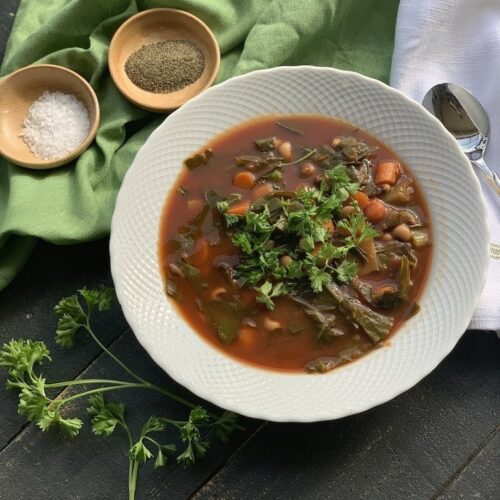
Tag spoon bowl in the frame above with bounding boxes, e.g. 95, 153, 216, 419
423, 83, 500, 195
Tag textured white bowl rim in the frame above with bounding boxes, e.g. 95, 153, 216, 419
110, 66, 489, 422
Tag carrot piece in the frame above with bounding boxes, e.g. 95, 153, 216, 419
191, 237, 210, 266
233, 171, 256, 190
227, 201, 250, 216
237, 326, 259, 349
375, 161, 400, 186
322, 219, 335, 235
350, 191, 369, 209
311, 242, 323, 256
187, 198, 204, 216
364, 199, 386, 223
252, 182, 273, 200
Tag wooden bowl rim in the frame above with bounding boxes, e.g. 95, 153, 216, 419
108, 8, 221, 112
0, 63, 100, 169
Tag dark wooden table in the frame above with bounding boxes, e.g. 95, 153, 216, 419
1, 3, 498, 499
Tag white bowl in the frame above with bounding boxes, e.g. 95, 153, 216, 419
110, 66, 488, 422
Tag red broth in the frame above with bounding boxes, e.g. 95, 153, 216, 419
159, 115, 432, 372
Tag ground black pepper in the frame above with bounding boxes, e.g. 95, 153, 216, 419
125, 40, 205, 93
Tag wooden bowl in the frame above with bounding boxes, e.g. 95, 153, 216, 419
108, 8, 220, 112
0, 64, 100, 169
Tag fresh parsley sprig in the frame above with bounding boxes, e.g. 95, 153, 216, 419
0, 288, 241, 500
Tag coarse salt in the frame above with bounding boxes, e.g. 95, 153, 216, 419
21, 91, 90, 161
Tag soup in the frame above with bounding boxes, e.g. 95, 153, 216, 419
159, 115, 432, 373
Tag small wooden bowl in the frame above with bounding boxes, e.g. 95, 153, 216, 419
108, 8, 220, 112
0, 64, 99, 169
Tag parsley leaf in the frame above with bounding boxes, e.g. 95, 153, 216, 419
335, 260, 358, 284
255, 281, 290, 310
0, 289, 243, 499
308, 266, 331, 293
337, 210, 379, 249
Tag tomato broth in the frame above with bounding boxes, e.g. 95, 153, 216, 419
159, 115, 432, 372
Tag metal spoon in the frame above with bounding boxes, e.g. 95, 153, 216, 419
423, 83, 500, 196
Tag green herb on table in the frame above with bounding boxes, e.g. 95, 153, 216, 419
0, 288, 240, 500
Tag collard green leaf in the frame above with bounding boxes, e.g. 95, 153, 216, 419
185, 149, 213, 169
326, 282, 393, 343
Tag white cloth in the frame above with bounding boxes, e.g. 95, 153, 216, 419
390, 0, 500, 332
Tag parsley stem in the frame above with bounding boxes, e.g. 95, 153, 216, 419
129, 460, 139, 500
280, 148, 316, 167
46, 379, 131, 388
49, 377, 203, 416
83, 322, 150, 387
82, 321, 199, 410
119, 421, 136, 500
59, 384, 145, 405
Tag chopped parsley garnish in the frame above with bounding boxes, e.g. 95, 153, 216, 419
217, 164, 378, 309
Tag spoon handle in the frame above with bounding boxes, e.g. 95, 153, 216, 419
471, 158, 500, 197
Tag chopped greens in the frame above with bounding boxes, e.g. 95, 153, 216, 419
276, 120, 304, 135
217, 164, 374, 309
254, 136, 277, 152
169, 120, 431, 374
185, 149, 213, 169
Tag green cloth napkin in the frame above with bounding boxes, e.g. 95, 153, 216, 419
0, 0, 399, 290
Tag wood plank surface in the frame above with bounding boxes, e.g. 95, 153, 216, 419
1, 2, 499, 499
0, 240, 128, 449
0, 327, 259, 499
194, 331, 499, 500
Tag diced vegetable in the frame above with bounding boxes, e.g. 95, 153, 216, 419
351, 191, 370, 209
237, 326, 260, 349
251, 183, 273, 200
364, 199, 386, 223
300, 161, 316, 177
399, 256, 411, 295
254, 137, 277, 152
202, 299, 249, 345
381, 206, 420, 229
258, 167, 283, 183
185, 149, 213, 169
331, 136, 374, 162
235, 154, 260, 167
191, 238, 210, 267
326, 283, 393, 343
410, 228, 431, 248
323, 219, 335, 235
357, 237, 379, 275
383, 177, 414, 204
306, 347, 363, 373
233, 171, 256, 189
187, 198, 204, 216
227, 201, 251, 216
165, 279, 180, 300
375, 161, 400, 185
340, 205, 356, 219
375, 240, 418, 270
290, 294, 340, 342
